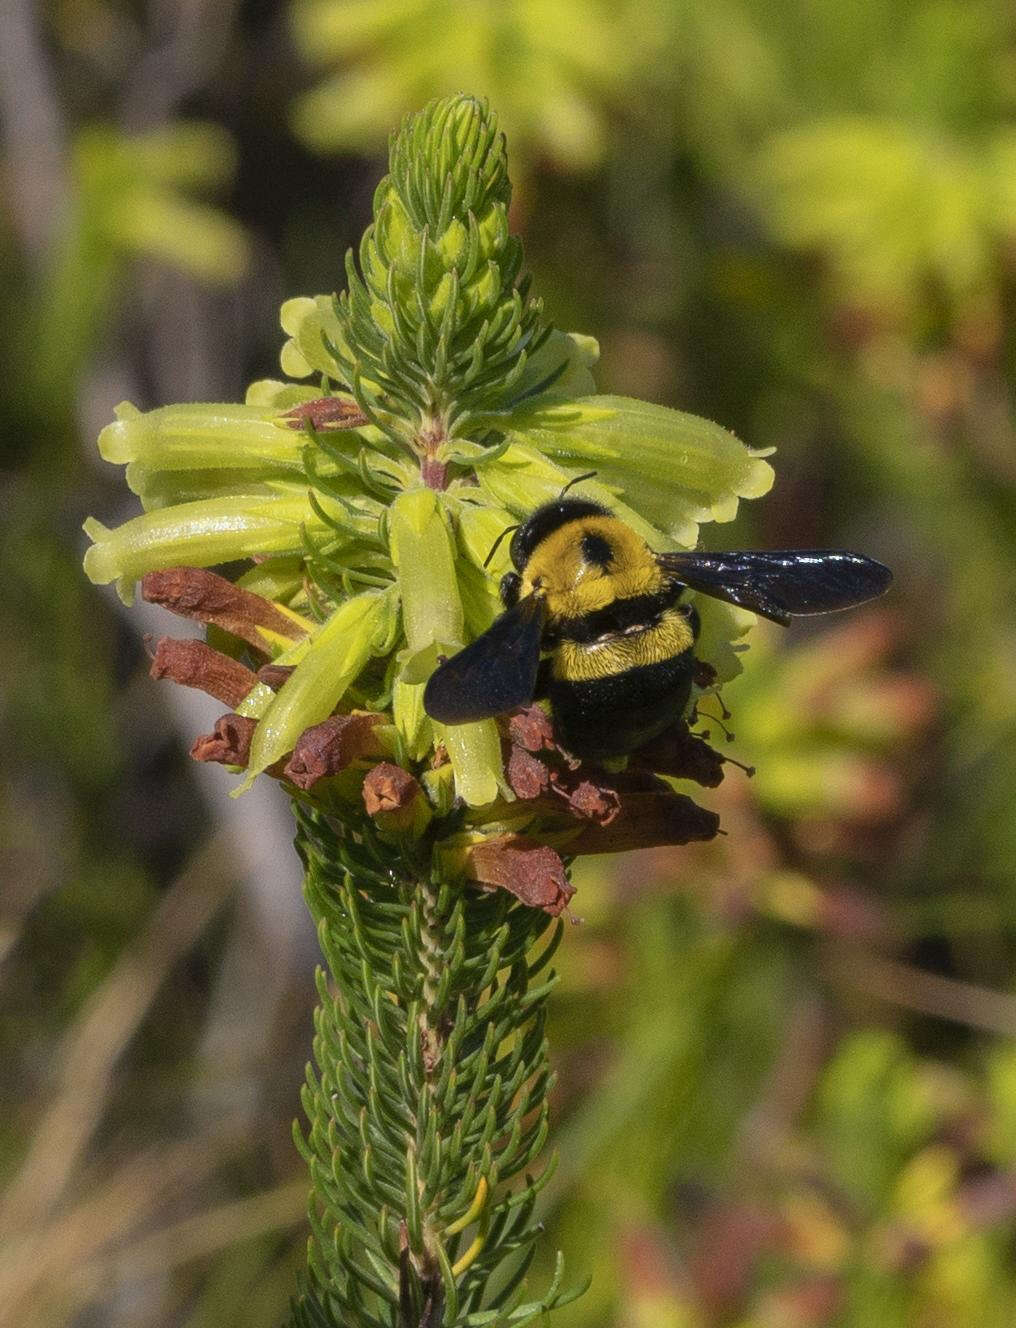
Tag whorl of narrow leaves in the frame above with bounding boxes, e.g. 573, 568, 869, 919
290, 807, 587, 1328
334, 96, 547, 444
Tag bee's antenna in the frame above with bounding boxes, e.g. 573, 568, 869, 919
559, 470, 597, 497
483, 523, 519, 568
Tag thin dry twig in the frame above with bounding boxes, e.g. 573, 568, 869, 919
0, 1133, 256, 1327
0, 831, 238, 1236
832, 947, 1016, 1038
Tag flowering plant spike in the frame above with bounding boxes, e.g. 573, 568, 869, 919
84, 95, 779, 1325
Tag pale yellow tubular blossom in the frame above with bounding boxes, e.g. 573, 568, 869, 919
99, 401, 319, 472
244, 380, 321, 410
476, 442, 669, 550
122, 467, 304, 510
510, 328, 600, 402
694, 599, 758, 687
234, 556, 306, 604
389, 488, 508, 807
237, 588, 398, 790
435, 721, 506, 811
279, 294, 349, 379
449, 498, 516, 638
389, 489, 464, 654
82, 493, 333, 601
497, 394, 775, 546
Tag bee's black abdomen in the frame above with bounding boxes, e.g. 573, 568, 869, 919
547, 651, 695, 760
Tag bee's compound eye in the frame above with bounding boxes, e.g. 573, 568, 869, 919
500, 571, 522, 607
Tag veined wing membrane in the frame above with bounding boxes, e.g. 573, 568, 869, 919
423, 595, 546, 724
659, 550, 892, 626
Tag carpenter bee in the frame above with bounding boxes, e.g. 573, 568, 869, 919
423, 495, 892, 760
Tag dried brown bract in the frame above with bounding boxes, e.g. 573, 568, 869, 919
284, 714, 383, 790
506, 744, 551, 800
191, 713, 258, 766
280, 397, 369, 430
362, 762, 420, 815
142, 567, 305, 652
463, 837, 575, 916
256, 662, 296, 690
149, 637, 257, 708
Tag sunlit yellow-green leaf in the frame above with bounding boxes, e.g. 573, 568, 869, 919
756, 116, 1016, 311
288, 0, 650, 170
240, 589, 395, 787
105, 192, 247, 283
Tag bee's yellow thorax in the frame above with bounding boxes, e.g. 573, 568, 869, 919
520, 516, 665, 620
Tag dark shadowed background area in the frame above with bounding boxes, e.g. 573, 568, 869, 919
3, 1, 1016, 1324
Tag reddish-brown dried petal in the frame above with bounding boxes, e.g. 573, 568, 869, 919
558, 777, 622, 824
284, 713, 383, 789
280, 396, 368, 430
507, 705, 557, 753
464, 838, 574, 916
256, 662, 296, 691
150, 637, 256, 707
191, 713, 257, 766
566, 789, 719, 855
362, 762, 420, 815
632, 724, 727, 787
142, 567, 304, 651
507, 744, 550, 800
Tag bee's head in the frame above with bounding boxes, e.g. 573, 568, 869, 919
508, 498, 611, 572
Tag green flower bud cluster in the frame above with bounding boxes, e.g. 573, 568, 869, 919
283, 96, 550, 474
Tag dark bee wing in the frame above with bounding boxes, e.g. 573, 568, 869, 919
658, 550, 892, 627
423, 596, 546, 724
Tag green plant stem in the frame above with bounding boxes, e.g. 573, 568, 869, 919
290, 804, 574, 1328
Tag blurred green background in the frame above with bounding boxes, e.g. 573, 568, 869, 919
3, 1, 1016, 1324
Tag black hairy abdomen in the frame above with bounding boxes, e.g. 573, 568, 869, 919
546, 651, 695, 760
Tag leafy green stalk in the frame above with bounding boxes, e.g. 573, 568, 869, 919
293, 807, 582, 1326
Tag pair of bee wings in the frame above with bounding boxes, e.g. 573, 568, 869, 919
423, 549, 892, 726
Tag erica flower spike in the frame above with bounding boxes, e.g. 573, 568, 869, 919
83, 94, 887, 1328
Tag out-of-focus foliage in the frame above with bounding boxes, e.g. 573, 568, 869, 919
5, 0, 1016, 1325
754, 0, 1016, 319
288, 0, 657, 169
16, 122, 248, 411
